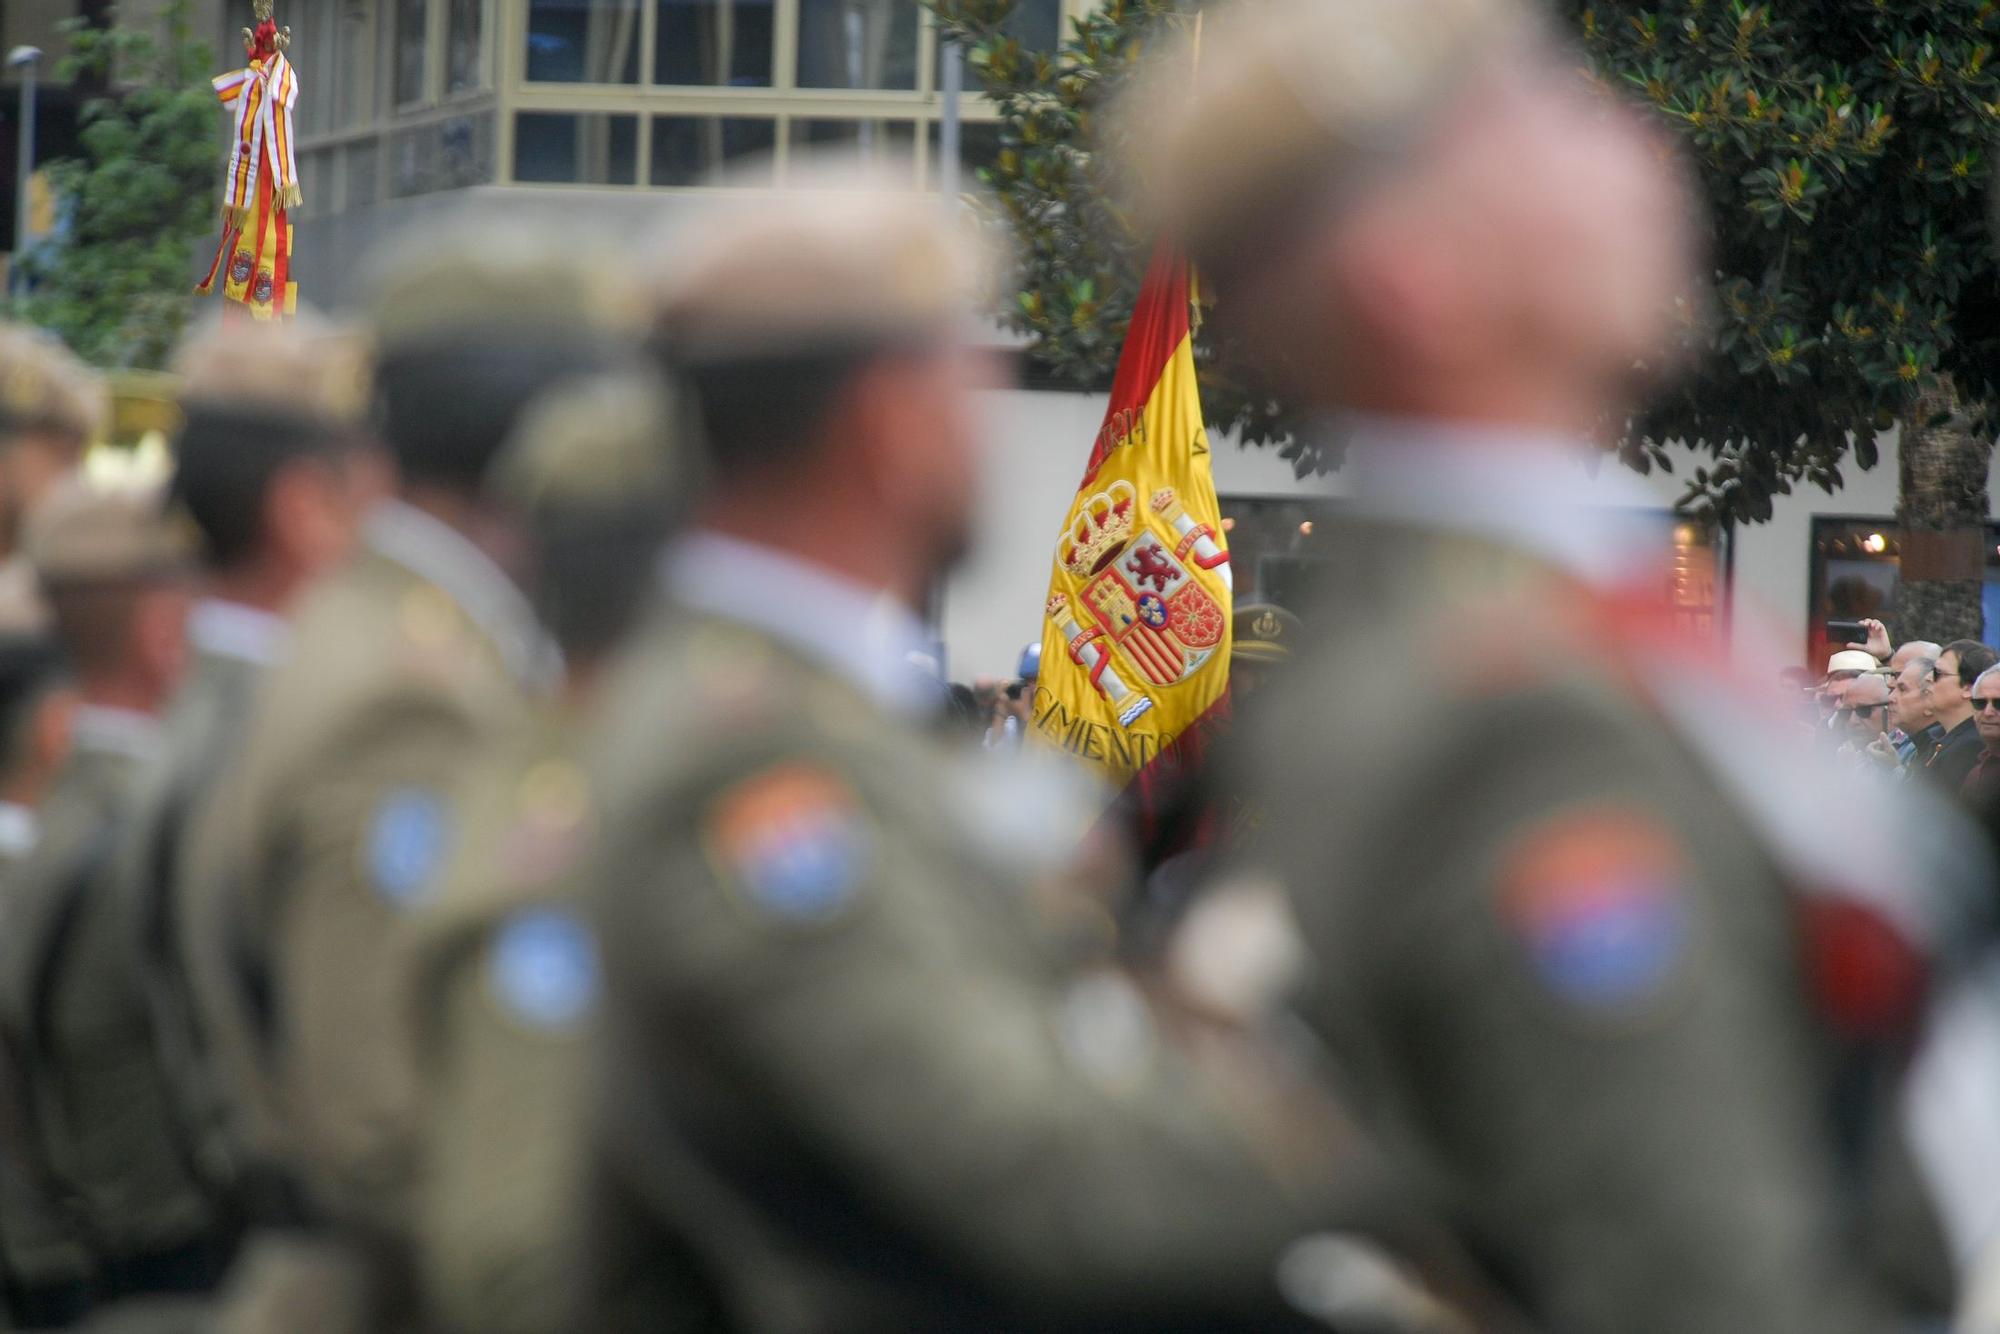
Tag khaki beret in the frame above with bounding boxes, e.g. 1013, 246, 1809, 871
486, 370, 685, 524
0, 322, 108, 445
649, 156, 995, 362
1232, 602, 1302, 665
359, 217, 641, 353
23, 474, 196, 587
172, 311, 373, 430
1125, 0, 1548, 269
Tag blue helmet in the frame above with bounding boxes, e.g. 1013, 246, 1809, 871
1017, 641, 1042, 681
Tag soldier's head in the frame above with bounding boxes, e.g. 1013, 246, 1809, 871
169, 314, 389, 601
23, 474, 196, 713
1229, 602, 1302, 701
1890, 657, 1939, 736
486, 368, 688, 686
647, 156, 1002, 602
0, 322, 105, 555
358, 217, 639, 542
1131, 0, 1698, 434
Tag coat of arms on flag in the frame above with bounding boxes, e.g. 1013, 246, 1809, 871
196, 0, 301, 320
1032, 247, 1232, 785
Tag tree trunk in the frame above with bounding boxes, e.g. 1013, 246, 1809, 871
1893, 377, 1992, 646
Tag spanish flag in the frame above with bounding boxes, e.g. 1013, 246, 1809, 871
1032, 245, 1232, 811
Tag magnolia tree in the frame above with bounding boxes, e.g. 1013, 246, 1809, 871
934, 0, 2000, 641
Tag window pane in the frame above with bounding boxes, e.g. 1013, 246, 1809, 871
515, 112, 639, 184
925, 119, 1002, 189
300, 0, 336, 127
335, 0, 372, 128
649, 116, 774, 186
796, 0, 917, 91
795, 118, 916, 174
447, 0, 484, 91
344, 140, 380, 207
934, 0, 1057, 85
655, 0, 773, 86
395, 0, 428, 103
527, 0, 641, 83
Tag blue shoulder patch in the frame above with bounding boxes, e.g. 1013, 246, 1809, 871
367, 789, 451, 907
486, 908, 600, 1032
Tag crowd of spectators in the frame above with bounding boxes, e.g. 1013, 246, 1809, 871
1810, 619, 2000, 806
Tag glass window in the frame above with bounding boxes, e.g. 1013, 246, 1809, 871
395, 0, 428, 104
335, 0, 374, 128
925, 118, 1002, 188
515, 112, 639, 184
649, 116, 774, 186
934, 0, 1058, 85
300, 0, 336, 128
794, 117, 916, 173
446, 0, 484, 92
795, 0, 917, 91
655, 0, 773, 87
344, 140, 380, 207
526, 0, 641, 83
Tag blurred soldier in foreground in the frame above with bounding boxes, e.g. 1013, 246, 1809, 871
83, 317, 385, 1307
0, 324, 103, 583
180, 222, 630, 1330
1, 475, 195, 1325
579, 164, 1482, 1334
1140, 1, 1956, 1330
401, 371, 687, 1334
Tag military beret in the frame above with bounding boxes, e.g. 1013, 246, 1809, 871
0, 322, 108, 446
359, 216, 640, 355
172, 311, 372, 433
23, 474, 196, 588
486, 370, 685, 526
648, 156, 995, 365
1232, 602, 1302, 665
1125, 0, 1548, 271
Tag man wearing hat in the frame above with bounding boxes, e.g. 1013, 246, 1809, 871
576, 162, 1484, 1332
44, 316, 385, 1307
1229, 603, 1302, 701
1139, 0, 1957, 1329
0, 473, 195, 1324
178, 219, 630, 1327
0, 323, 103, 558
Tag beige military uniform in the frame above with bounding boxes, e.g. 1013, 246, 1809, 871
181, 502, 550, 1246
400, 713, 597, 1334
1240, 433, 1955, 1333
583, 544, 1371, 1333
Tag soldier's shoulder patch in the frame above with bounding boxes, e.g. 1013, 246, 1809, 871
486, 907, 600, 1033
707, 764, 873, 925
1498, 807, 1694, 1014
366, 787, 452, 908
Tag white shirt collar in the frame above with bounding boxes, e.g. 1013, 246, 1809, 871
0, 801, 37, 858
661, 532, 942, 717
363, 499, 561, 693
71, 705, 160, 761
1335, 413, 1670, 589
188, 598, 290, 667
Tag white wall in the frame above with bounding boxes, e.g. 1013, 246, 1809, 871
941, 388, 1960, 681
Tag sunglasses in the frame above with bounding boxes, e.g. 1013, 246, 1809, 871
1839, 703, 1887, 717
1975, 698, 2000, 713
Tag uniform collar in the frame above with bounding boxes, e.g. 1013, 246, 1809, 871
71, 705, 160, 761
0, 801, 37, 858
1334, 412, 1670, 590
363, 499, 561, 693
662, 531, 942, 718
188, 598, 290, 667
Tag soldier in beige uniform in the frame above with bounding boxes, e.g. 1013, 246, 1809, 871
0, 325, 101, 576
1139, 2, 1958, 1330
68, 319, 386, 1298
178, 224, 631, 1329
578, 168, 1488, 1334
0, 477, 195, 1326
400, 372, 687, 1334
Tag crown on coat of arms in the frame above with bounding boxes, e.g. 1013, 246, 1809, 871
1059, 480, 1138, 577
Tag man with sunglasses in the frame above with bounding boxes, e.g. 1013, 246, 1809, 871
1836, 674, 1893, 757
1923, 640, 1997, 794
1959, 667, 2000, 805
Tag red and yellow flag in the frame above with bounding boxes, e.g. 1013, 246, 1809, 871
1032, 246, 1232, 801
196, 22, 301, 320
